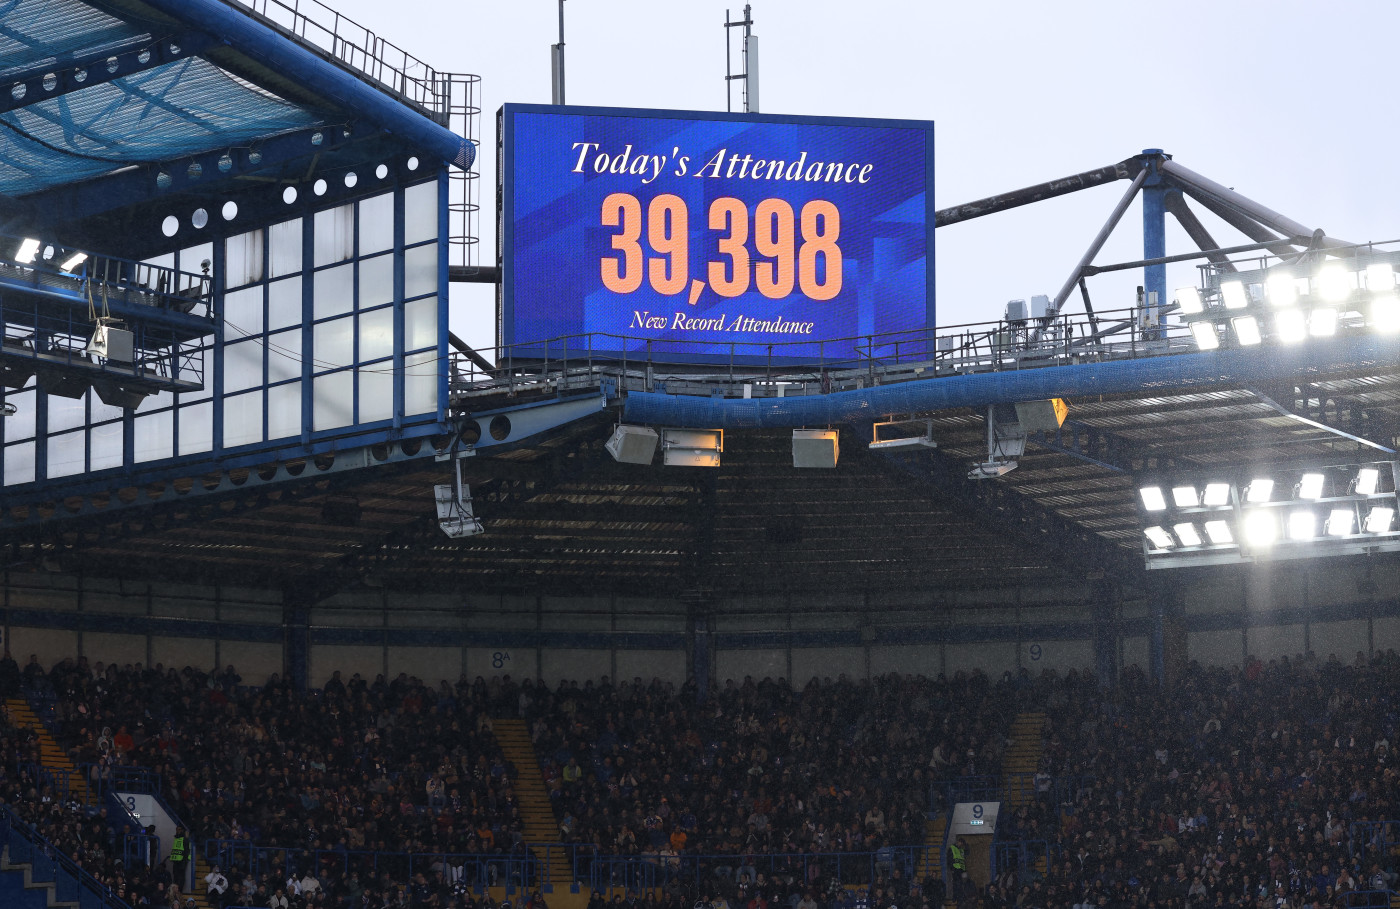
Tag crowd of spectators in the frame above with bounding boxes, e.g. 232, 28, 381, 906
3, 646, 1400, 909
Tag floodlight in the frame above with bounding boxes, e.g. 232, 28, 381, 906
1245, 478, 1274, 503
1275, 309, 1307, 343
1297, 473, 1325, 500
1203, 482, 1231, 506
1176, 286, 1203, 314
1172, 485, 1199, 508
1288, 510, 1318, 540
1326, 507, 1355, 537
1317, 265, 1352, 302
1232, 316, 1262, 346
1243, 510, 1278, 547
1266, 272, 1297, 307
1140, 486, 1167, 512
1365, 506, 1395, 533
15, 238, 39, 264
792, 429, 839, 468
85, 323, 109, 358
1355, 467, 1379, 496
59, 252, 87, 272
1367, 262, 1395, 292
1144, 526, 1174, 549
1371, 294, 1400, 333
1220, 281, 1248, 310
1173, 523, 1202, 546
1189, 321, 1220, 350
1204, 520, 1233, 544
1309, 307, 1338, 337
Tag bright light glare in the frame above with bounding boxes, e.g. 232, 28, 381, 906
1244, 511, 1278, 547
1176, 286, 1203, 314
1174, 523, 1202, 546
1372, 294, 1400, 333
1309, 308, 1338, 337
1172, 486, 1199, 508
15, 238, 39, 264
1327, 508, 1355, 536
1366, 506, 1395, 533
1245, 478, 1274, 503
1288, 510, 1317, 540
1367, 262, 1395, 292
1317, 265, 1352, 302
1266, 272, 1297, 307
1204, 520, 1233, 544
1203, 483, 1231, 506
1220, 281, 1248, 310
1275, 309, 1307, 343
1190, 321, 1220, 350
1140, 486, 1167, 512
1298, 473, 1325, 500
1233, 316, 1262, 346
1355, 468, 1379, 496
59, 252, 87, 272
1145, 526, 1174, 550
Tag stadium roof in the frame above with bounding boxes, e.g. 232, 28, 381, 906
0, 0, 472, 249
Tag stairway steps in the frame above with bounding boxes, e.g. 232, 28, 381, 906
493, 719, 572, 885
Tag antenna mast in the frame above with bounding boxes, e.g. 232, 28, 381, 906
725, 4, 759, 113
551, 0, 566, 104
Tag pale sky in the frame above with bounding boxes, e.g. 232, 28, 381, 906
319, 0, 1400, 353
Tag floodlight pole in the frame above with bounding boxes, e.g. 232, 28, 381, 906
551, 0, 566, 105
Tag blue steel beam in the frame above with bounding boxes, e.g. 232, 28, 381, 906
127, 0, 474, 170
623, 333, 1398, 429
1140, 149, 1168, 325
0, 31, 221, 116
20, 121, 372, 226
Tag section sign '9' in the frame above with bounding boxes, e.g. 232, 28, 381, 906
500, 104, 934, 365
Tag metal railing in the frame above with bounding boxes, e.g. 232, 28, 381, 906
0, 804, 133, 909
221, 0, 455, 121
449, 305, 1204, 404
581, 847, 929, 892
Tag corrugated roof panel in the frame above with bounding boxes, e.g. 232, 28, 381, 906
0, 55, 323, 194
0, 0, 147, 80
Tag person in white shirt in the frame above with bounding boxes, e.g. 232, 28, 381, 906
203, 865, 229, 909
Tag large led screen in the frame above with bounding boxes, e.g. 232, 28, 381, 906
501, 105, 933, 365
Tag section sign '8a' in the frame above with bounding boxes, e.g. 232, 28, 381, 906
500, 104, 934, 365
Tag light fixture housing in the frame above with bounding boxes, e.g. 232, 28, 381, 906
1144, 526, 1174, 550
1288, 510, 1318, 541
1372, 293, 1400, 332
1189, 321, 1219, 350
1355, 468, 1379, 496
1275, 309, 1307, 343
1202, 483, 1231, 506
1173, 523, 1202, 546
1326, 508, 1355, 537
1266, 272, 1297, 307
1309, 307, 1338, 337
1140, 486, 1167, 512
1176, 286, 1203, 314
1245, 478, 1274, 503
1298, 473, 1325, 500
15, 238, 40, 264
1367, 262, 1394, 292
1204, 520, 1233, 544
1232, 316, 1262, 346
59, 252, 87, 272
1171, 485, 1199, 508
1243, 511, 1277, 547
1220, 281, 1248, 310
1317, 264, 1352, 302
1365, 506, 1395, 533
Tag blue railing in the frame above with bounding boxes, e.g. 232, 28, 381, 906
1348, 820, 1400, 859
991, 839, 1051, 882
0, 804, 133, 909
581, 848, 930, 892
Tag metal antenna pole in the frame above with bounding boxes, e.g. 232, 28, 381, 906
725, 5, 755, 112
551, 0, 566, 105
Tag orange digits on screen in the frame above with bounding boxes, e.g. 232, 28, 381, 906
601, 193, 842, 301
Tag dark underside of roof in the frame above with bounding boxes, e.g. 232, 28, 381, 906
9, 365, 1400, 603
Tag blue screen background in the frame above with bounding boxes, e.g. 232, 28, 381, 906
504, 106, 932, 363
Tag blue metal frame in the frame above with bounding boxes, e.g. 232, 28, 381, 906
622, 331, 1396, 429
1140, 149, 1168, 325
0, 31, 221, 116
128, 0, 473, 170
499, 103, 935, 367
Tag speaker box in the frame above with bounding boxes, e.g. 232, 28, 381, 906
606, 425, 659, 464
792, 429, 839, 468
